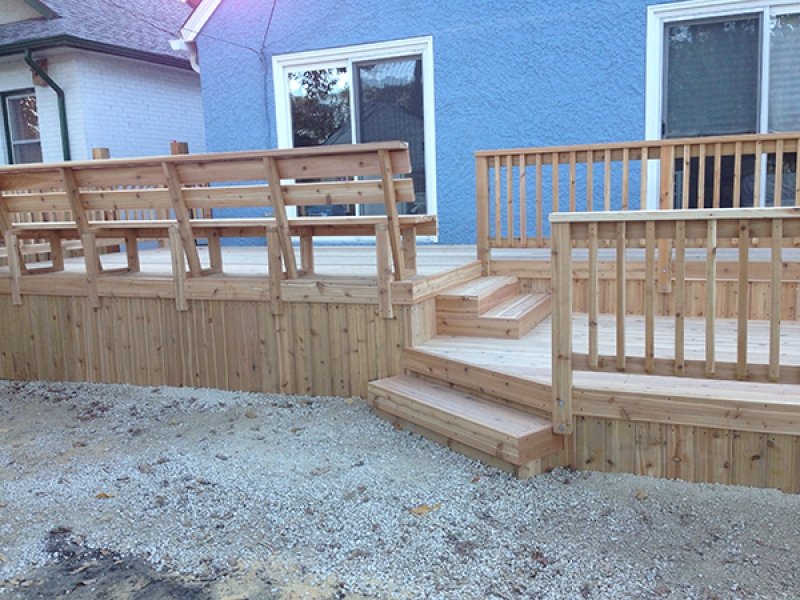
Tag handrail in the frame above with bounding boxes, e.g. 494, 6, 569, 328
550, 207, 800, 435
477, 132, 800, 272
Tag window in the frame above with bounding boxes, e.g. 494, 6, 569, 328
2, 90, 42, 164
273, 37, 436, 220
646, 1, 799, 207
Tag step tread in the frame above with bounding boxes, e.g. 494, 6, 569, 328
438, 276, 519, 299
481, 293, 550, 319
370, 375, 551, 437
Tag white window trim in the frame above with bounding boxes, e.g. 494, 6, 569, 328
272, 37, 437, 240
645, 0, 800, 208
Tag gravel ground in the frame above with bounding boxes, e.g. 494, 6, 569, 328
1, 380, 799, 599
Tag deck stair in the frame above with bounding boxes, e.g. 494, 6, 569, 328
435, 276, 552, 339
368, 373, 564, 477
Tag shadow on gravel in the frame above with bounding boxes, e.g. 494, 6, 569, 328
10, 529, 213, 600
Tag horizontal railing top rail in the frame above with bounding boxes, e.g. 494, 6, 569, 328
477, 132, 800, 269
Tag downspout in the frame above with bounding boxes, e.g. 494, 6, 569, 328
23, 48, 71, 161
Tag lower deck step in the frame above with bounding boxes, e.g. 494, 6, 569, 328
435, 276, 520, 315
368, 374, 563, 467
437, 293, 552, 339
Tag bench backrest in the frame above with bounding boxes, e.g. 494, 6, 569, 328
0, 142, 413, 224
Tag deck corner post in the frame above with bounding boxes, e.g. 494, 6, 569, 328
551, 220, 573, 435
266, 225, 284, 317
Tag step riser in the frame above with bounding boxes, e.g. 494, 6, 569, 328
437, 294, 552, 340
435, 277, 519, 315
403, 349, 552, 415
370, 388, 527, 464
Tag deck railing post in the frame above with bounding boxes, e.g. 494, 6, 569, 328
476, 155, 491, 274
551, 220, 573, 435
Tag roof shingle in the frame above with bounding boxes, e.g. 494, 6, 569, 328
0, 0, 192, 63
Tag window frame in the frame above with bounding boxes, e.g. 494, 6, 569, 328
1, 88, 42, 165
645, 0, 800, 207
272, 37, 437, 235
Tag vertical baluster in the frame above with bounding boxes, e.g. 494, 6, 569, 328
569, 151, 577, 212
698, 143, 706, 208
519, 154, 527, 247
713, 143, 722, 209
604, 149, 612, 211
640, 146, 648, 211
552, 151, 560, 213
622, 147, 630, 211
506, 155, 514, 246
616, 221, 626, 371
674, 220, 686, 376
753, 140, 763, 208
736, 219, 749, 380
588, 221, 599, 369
733, 141, 743, 208
536, 154, 543, 248
774, 139, 784, 208
770, 218, 782, 382
645, 221, 656, 374
659, 144, 675, 210
705, 220, 717, 377
682, 144, 691, 209
586, 150, 594, 212
494, 155, 501, 245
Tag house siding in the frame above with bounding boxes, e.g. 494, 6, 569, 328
197, 0, 688, 243
0, 50, 204, 165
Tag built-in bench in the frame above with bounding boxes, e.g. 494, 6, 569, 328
0, 142, 434, 313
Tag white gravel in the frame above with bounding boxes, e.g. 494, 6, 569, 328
1, 379, 799, 599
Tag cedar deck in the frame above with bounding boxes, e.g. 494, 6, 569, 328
3, 134, 800, 492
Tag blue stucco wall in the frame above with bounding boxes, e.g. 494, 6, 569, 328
197, 0, 678, 244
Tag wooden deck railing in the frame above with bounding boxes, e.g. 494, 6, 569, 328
550, 207, 800, 434
477, 132, 800, 271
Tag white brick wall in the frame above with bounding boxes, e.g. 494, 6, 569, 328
77, 52, 205, 159
0, 49, 204, 166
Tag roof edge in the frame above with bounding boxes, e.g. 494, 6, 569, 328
179, 0, 223, 43
23, 0, 59, 20
0, 36, 194, 70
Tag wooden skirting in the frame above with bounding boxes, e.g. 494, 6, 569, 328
573, 416, 800, 493
0, 294, 438, 399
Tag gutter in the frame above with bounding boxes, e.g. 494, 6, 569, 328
170, 39, 199, 73
23, 48, 70, 161
0, 36, 193, 71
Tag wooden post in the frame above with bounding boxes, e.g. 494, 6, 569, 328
377, 149, 406, 281
170, 141, 189, 155
298, 228, 314, 275
476, 156, 491, 274
60, 167, 101, 308
91, 147, 110, 160
376, 223, 394, 320
169, 227, 188, 311
264, 157, 299, 279
551, 221, 573, 435
162, 161, 203, 277
6, 232, 23, 305
401, 226, 417, 275
266, 225, 284, 317
657, 145, 674, 293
